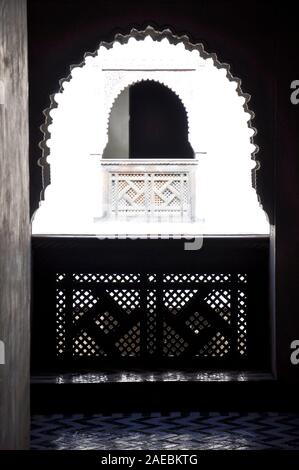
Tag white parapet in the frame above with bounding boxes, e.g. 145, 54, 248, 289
100, 159, 198, 222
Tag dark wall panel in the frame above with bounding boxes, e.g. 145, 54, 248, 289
275, 12, 299, 381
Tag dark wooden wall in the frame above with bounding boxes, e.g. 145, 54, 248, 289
275, 10, 299, 381
0, 0, 30, 449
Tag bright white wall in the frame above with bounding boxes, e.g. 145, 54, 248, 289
103, 87, 129, 158
32, 28, 269, 236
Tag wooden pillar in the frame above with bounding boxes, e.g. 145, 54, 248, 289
0, 0, 30, 449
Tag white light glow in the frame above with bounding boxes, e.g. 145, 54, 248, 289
32, 28, 269, 236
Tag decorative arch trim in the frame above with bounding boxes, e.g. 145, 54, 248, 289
38, 25, 259, 202
104, 77, 192, 146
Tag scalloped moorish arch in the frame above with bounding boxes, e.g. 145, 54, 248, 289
106, 77, 192, 143
32, 26, 269, 235
103, 78, 193, 158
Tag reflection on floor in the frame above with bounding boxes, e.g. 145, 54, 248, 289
31, 412, 299, 450
31, 370, 273, 384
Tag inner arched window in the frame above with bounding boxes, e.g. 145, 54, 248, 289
103, 81, 194, 159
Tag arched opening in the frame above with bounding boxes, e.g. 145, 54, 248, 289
32, 26, 269, 235
103, 81, 194, 159
31, 27, 271, 381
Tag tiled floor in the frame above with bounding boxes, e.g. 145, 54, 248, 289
31, 370, 273, 384
31, 412, 299, 450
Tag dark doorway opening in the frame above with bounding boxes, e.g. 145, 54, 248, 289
103, 81, 194, 159
129, 81, 193, 159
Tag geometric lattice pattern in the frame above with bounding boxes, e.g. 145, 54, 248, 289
94, 311, 119, 334
205, 289, 231, 323
237, 289, 247, 355
147, 290, 157, 355
186, 312, 211, 334
107, 289, 140, 314
109, 172, 191, 220
163, 273, 231, 283
163, 322, 189, 356
115, 323, 140, 356
72, 273, 140, 283
31, 412, 299, 450
73, 331, 104, 357
56, 289, 66, 355
55, 272, 248, 362
199, 331, 230, 357
163, 289, 198, 315
73, 290, 98, 321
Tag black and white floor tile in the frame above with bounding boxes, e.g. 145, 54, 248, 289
31, 412, 299, 450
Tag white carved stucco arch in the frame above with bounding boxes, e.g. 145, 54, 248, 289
32, 26, 269, 235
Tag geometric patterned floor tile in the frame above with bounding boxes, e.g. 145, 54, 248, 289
31, 412, 299, 450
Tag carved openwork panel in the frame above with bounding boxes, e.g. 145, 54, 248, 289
55, 271, 248, 361
102, 160, 196, 221
109, 172, 190, 220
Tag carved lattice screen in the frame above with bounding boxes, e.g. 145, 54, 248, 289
55, 272, 248, 360
109, 172, 190, 220
31, 237, 270, 371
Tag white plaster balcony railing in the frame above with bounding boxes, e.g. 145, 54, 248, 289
101, 159, 198, 222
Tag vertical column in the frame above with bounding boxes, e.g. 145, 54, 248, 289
0, 0, 30, 449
